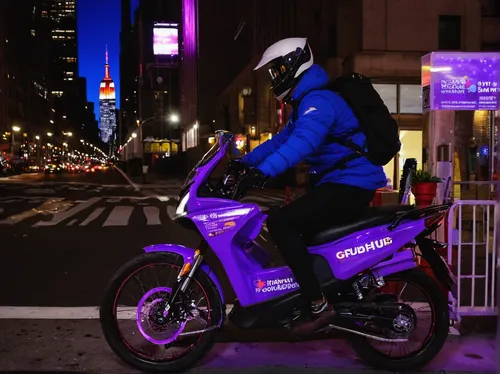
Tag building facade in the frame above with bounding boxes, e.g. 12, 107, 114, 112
0, 1, 52, 157
215, 0, 500, 189
120, 0, 182, 164
99, 49, 117, 144
119, 0, 138, 148
0, 0, 101, 164
49, 0, 78, 97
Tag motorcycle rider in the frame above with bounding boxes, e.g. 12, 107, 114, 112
228, 37, 387, 333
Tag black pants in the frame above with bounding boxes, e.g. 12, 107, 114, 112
266, 183, 376, 302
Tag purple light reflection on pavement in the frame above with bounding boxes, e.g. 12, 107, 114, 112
195, 337, 495, 372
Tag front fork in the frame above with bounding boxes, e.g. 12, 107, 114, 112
164, 241, 207, 316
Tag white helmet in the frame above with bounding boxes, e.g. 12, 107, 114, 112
254, 37, 314, 102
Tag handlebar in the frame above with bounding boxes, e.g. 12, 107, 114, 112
226, 168, 251, 201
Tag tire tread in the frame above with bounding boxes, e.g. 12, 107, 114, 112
100, 252, 222, 373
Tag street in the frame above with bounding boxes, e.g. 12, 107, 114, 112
0, 169, 495, 373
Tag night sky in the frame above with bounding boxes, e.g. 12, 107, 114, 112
77, 0, 140, 122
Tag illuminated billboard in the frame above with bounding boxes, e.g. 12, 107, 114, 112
153, 23, 179, 56
421, 52, 500, 111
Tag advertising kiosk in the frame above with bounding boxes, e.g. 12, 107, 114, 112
422, 53, 500, 330
421, 52, 500, 202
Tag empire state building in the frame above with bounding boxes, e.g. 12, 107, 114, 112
99, 47, 116, 143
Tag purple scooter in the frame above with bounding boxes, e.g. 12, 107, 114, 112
100, 130, 459, 372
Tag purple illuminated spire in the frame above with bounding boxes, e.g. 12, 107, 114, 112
182, 0, 197, 58
181, 0, 198, 128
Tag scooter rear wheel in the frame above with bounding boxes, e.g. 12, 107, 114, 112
100, 252, 224, 372
349, 269, 449, 371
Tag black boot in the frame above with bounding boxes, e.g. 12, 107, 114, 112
291, 297, 335, 336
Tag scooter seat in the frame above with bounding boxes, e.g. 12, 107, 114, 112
307, 205, 414, 246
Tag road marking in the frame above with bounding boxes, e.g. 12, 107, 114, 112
0, 198, 68, 225
100, 195, 155, 200
24, 188, 56, 195
79, 207, 105, 226
143, 206, 161, 225
33, 197, 101, 227
67, 219, 78, 226
0, 196, 51, 201
167, 206, 176, 219
0, 306, 235, 319
103, 206, 133, 226
142, 190, 157, 197
157, 196, 173, 201
114, 165, 139, 191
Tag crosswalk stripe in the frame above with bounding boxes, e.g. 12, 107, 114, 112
143, 206, 161, 225
79, 207, 105, 226
33, 197, 101, 227
102, 206, 134, 226
2, 195, 285, 228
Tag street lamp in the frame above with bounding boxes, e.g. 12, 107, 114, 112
132, 132, 137, 138
11, 126, 21, 156
170, 114, 180, 123
47, 132, 53, 137
34, 135, 42, 165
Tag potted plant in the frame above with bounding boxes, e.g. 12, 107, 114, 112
411, 170, 442, 207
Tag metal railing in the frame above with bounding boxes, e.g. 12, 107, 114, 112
447, 200, 498, 316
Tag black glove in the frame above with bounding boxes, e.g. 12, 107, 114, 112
242, 168, 268, 190
226, 158, 248, 175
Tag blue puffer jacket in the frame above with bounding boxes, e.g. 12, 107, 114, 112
242, 64, 387, 190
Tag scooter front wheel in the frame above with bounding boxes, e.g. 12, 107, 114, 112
100, 252, 224, 372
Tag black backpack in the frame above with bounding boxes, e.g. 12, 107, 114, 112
291, 73, 401, 171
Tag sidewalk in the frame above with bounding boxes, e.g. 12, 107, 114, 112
0, 319, 495, 373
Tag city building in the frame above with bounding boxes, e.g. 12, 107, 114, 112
0, 0, 101, 165
49, 0, 78, 97
83, 101, 100, 145
0, 1, 52, 158
119, 0, 138, 148
99, 48, 117, 144
214, 0, 500, 190
120, 0, 182, 169
48, 0, 97, 146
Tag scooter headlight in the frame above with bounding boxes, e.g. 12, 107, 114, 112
175, 192, 190, 216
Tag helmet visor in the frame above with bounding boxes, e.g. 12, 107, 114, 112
267, 51, 297, 90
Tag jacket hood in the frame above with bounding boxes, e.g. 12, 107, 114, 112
292, 64, 329, 100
